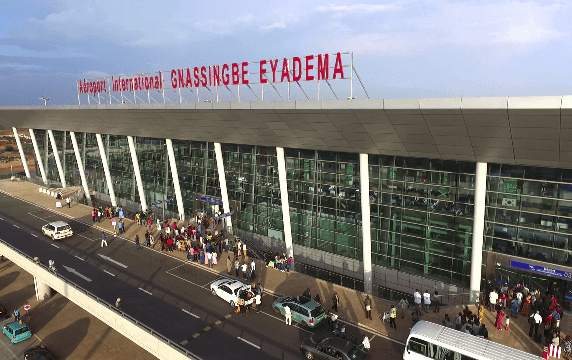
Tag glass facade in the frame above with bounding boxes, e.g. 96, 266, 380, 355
369, 157, 476, 285
486, 164, 572, 266
29, 129, 572, 291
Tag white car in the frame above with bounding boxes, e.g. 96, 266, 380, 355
210, 279, 254, 307
41, 221, 73, 240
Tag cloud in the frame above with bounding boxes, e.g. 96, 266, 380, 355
316, 3, 402, 15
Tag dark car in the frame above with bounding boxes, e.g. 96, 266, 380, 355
300, 335, 370, 360
24, 345, 57, 360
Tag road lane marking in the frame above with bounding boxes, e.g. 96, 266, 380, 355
51, 244, 59, 248
182, 309, 200, 318
28, 212, 48, 221
31, 233, 38, 237
237, 337, 260, 350
74, 255, 84, 261
138, 287, 152, 295
76, 233, 95, 242
98, 254, 128, 268
13, 225, 19, 229
62, 265, 92, 282
0, 217, 4, 220
258, 310, 313, 334
203, 277, 224, 287
103, 270, 116, 276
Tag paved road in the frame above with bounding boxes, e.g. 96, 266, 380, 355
0, 192, 403, 359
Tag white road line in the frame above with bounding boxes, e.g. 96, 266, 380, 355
203, 277, 223, 287
31, 233, 38, 238
103, 270, 116, 276
97, 254, 128, 268
165, 269, 209, 290
74, 255, 84, 261
182, 309, 200, 318
51, 244, 59, 248
258, 311, 313, 334
138, 287, 152, 295
370, 335, 377, 341
13, 225, 19, 229
237, 337, 260, 350
0, 217, 4, 220
76, 233, 95, 242
28, 212, 47, 221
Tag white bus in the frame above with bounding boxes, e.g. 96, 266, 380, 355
403, 321, 542, 360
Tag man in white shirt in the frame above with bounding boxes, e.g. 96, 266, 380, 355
413, 290, 422, 307
250, 259, 256, 279
423, 290, 431, 312
529, 310, 542, 337
361, 335, 370, 350
284, 305, 292, 325
489, 290, 498, 311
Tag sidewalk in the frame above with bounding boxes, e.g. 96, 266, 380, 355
0, 179, 558, 358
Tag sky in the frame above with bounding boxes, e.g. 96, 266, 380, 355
1, 0, 572, 106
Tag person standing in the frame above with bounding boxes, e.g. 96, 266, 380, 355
66, 197, 71, 208
241, 262, 248, 279
235, 259, 240, 276
115, 298, 121, 310
13, 308, 20, 322
398, 298, 408, 319
243, 243, 247, 258
227, 256, 232, 275
432, 291, 440, 313
332, 292, 340, 312
413, 289, 422, 308
135, 235, 141, 249
361, 335, 371, 351
118, 220, 124, 234
489, 289, 498, 311
111, 217, 117, 235
284, 305, 292, 325
206, 251, 212, 268
101, 232, 108, 247
364, 295, 373, 320
423, 290, 431, 313
529, 310, 542, 337
250, 259, 256, 280
389, 304, 397, 329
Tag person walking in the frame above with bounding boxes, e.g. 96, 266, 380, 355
135, 235, 141, 249
364, 295, 373, 320
361, 335, 371, 351
250, 259, 256, 280
235, 259, 240, 276
206, 251, 212, 268
118, 220, 124, 234
111, 217, 117, 235
66, 197, 71, 208
227, 256, 232, 275
423, 290, 431, 313
115, 298, 121, 310
242, 243, 247, 258
389, 304, 397, 329
241, 262, 248, 279
101, 232, 108, 247
284, 305, 292, 325
13, 308, 20, 322
332, 292, 340, 312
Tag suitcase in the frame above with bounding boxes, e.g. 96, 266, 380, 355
534, 332, 542, 343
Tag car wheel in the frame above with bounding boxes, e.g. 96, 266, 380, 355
42, 229, 46, 236
305, 351, 314, 360
230, 300, 236, 307
212, 288, 217, 295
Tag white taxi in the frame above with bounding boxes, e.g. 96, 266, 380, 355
41, 221, 73, 240
210, 279, 254, 307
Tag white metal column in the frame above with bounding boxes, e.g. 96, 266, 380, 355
12, 127, 30, 178
359, 153, 373, 295
470, 162, 487, 302
276, 147, 294, 260
96, 134, 117, 207
165, 139, 185, 221
214, 143, 232, 229
29, 129, 47, 184
128, 136, 147, 212
47, 130, 66, 188
69, 132, 91, 205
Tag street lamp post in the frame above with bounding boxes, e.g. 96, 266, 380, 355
39, 97, 50, 106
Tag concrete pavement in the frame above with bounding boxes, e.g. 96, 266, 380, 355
0, 178, 559, 358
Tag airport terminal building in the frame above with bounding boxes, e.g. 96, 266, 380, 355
3, 94, 572, 308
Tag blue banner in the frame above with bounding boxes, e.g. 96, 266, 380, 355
213, 212, 234, 221
510, 260, 572, 279
200, 196, 223, 205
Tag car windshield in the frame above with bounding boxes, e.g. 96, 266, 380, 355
310, 305, 325, 318
348, 346, 369, 360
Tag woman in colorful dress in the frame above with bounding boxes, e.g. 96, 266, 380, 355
521, 294, 532, 317
495, 308, 504, 330
477, 301, 485, 324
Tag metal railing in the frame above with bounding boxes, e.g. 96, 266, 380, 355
0, 240, 200, 360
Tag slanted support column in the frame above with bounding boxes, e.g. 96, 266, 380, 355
165, 139, 185, 221
128, 136, 147, 212
47, 130, 66, 188
276, 147, 293, 260
29, 129, 47, 184
214, 143, 232, 230
12, 127, 30, 178
359, 153, 372, 295
470, 162, 487, 302
96, 134, 117, 207
69, 132, 92, 206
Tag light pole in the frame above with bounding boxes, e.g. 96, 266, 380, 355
39, 97, 49, 106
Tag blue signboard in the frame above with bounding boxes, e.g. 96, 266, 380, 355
510, 260, 572, 279
200, 196, 223, 205
213, 212, 234, 221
